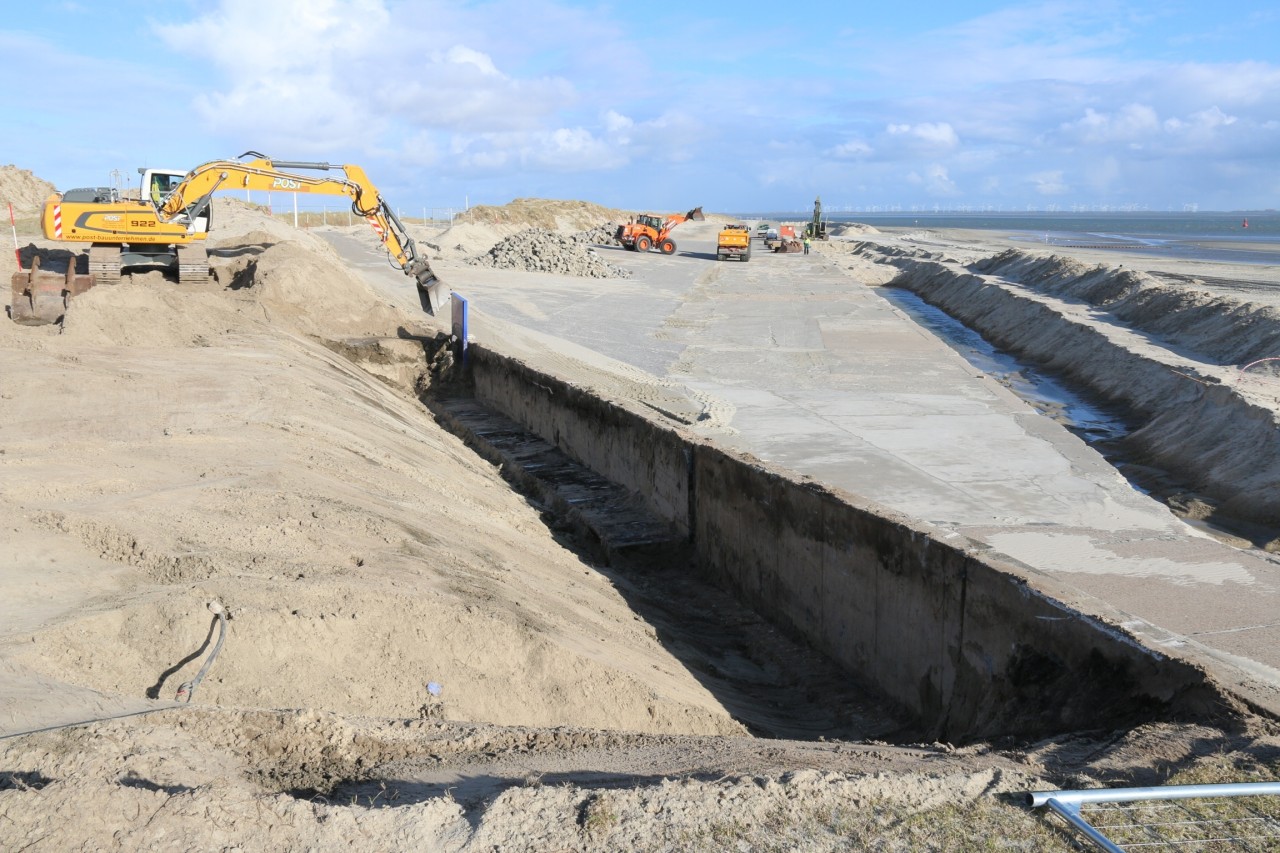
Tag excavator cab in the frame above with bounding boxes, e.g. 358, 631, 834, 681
147, 170, 178, 206
144, 168, 209, 233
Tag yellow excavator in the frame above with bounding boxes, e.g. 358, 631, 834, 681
10, 151, 447, 325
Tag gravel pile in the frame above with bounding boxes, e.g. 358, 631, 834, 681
468, 227, 631, 278
575, 222, 623, 245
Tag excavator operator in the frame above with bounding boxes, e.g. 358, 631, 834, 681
149, 172, 179, 207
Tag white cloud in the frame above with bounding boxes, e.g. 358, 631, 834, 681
155, 0, 579, 146
905, 164, 959, 197
398, 131, 440, 168
1061, 104, 1159, 144
445, 45, 501, 77
452, 127, 625, 173
885, 122, 959, 152
1157, 61, 1280, 107
604, 111, 634, 134
1029, 170, 1069, 195
94, 0, 1278, 209
829, 139, 873, 159
154, 0, 393, 150
1164, 105, 1237, 135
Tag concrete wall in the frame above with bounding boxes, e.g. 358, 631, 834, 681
468, 344, 1229, 742
471, 349, 694, 537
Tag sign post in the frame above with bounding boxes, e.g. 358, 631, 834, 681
451, 294, 469, 367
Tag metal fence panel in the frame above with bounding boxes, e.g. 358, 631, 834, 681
1028, 782, 1280, 851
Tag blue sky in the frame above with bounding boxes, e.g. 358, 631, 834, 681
3, 0, 1279, 212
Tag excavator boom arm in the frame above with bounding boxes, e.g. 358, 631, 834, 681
159, 153, 445, 312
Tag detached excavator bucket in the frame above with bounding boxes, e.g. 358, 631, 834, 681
9, 255, 96, 326
686, 206, 705, 221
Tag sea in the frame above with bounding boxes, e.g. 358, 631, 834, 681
740, 211, 1280, 266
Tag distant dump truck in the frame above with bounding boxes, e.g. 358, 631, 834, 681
716, 225, 752, 261
765, 225, 802, 253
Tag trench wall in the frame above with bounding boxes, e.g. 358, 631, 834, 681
469, 345, 1227, 742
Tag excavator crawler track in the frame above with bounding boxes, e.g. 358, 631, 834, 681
177, 244, 213, 285
87, 244, 122, 285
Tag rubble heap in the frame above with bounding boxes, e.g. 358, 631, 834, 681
574, 223, 623, 245
468, 227, 631, 278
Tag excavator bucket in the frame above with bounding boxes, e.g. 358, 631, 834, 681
773, 239, 804, 254
409, 258, 450, 315
9, 255, 96, 326
686, 207, 705, 222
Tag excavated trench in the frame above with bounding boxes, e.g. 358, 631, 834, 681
1, 317, 1236, 764
399, 336, 1236, 746
425, 395, 911, 744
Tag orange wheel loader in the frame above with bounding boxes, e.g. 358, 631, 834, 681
615, 206, 704, 255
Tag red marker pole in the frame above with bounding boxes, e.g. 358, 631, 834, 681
9, 202, 18, 267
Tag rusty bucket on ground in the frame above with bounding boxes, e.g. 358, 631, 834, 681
9, 255, 96, 325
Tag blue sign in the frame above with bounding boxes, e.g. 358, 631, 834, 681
451, 293, 468, 365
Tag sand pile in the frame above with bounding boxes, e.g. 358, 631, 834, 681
468, 227, 631, 278
207, 197, 342, 255
1, 166, 55, 286
457, 197, 629, 232
1, 314, 746, 731
15, 198, 408, 344
1, 183, 751, 740
830, 222, 881, 237
414, 199, 625, 264
975, 249, 1280, 366
216, 238, 410, 338
417, 220, 519, 259
0, 164, 56, 212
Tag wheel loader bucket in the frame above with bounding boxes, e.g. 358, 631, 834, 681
686, 207, 705, 221
9, 255, 96, 326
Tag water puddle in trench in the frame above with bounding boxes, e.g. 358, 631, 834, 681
880, 287, 1130, 443
880, 287, 1279, 549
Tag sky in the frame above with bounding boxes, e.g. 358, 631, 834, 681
2, 0, 1279, 213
